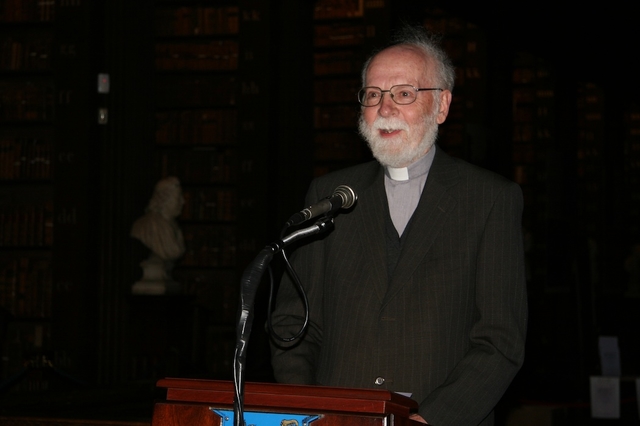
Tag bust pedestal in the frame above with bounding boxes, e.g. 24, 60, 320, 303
132, 256, 180, 295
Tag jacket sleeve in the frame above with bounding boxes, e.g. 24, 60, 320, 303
420, 181, 528, 425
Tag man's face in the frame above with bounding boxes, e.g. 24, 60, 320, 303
358, 45, 451, 168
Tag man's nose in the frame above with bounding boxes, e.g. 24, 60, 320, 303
377, 93, 398, 117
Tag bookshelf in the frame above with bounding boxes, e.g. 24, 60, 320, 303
140, 0, 273, 381
510, 52, 557, 291
0, 0, 101, 392
624, 106, 640, 240
311, 0, 384, 177
50, 0, 101, 388
0, 0, 56, 391
422, 8, 488, 163
576, 82, 606, 239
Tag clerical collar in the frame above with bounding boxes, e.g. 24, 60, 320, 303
384, 145, 436, 182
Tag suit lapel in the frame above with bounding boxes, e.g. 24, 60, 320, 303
383, 148, 460, 305
354, 166, 390, 302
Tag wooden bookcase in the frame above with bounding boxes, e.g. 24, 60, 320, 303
0, 0, 98, 391
136, 0, 273, 382
623, 106, 640, 240
311, 0, 383, 177
510, 51, 557, 291
575, 82, 606, 238
422, 7, 488, 164
0, 0, 55, 391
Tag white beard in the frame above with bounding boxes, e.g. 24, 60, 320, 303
358, 109, 439, 168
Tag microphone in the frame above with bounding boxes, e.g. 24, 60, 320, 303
287, 185, 357, 226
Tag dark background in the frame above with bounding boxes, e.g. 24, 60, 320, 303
1, 1, 639, 425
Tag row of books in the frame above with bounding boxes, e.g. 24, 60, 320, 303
159, 149, 236, 184
513, 88, 556, 104
4, 366, 50, 392
440, 39, 478, 68
314, 23, 366, 48
181, 225, 236, 267
0, 255, 52, 318
156, 109, 237, 145
155, 75, 237, 108
512, 124, 553, 143
0, 204, 53, 247
0, 81, 55, 122
155, 6, 239, 37
0, 137, 53, 180
423, 12, 471, 37
313, 0, 364, 20
513, 66, 553, 86
155, 40, 238, 71
0, 0, 55, 22
181, 188, 236, 222
314, 51, 365, 76
576, 84, 605, 178
512, 68, 538, 85
1, 325, 52, 387
1, 36, 52, 71
513, 104, 554, 124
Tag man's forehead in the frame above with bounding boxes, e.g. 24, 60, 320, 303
366, 48, 433, 86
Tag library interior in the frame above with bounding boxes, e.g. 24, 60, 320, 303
1, 0, 639, 425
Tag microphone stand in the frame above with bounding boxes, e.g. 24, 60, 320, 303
233, 216, 334, 426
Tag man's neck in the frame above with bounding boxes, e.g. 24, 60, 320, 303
384, 146, 436, 182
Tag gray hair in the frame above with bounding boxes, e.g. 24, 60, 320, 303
361, 25, 455, 92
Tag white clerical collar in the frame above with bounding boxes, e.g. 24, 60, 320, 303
384, 145, 436, 182
387, 166, 410, 181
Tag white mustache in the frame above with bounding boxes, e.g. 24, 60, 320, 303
371, 117, 409, 132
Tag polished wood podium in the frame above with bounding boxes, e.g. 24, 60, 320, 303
152, 378, 421, 426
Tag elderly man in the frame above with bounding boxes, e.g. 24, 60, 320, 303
270, 25, 527, 426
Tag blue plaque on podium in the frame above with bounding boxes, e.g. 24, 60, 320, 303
213, 409, 320, 426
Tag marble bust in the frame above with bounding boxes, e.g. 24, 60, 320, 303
131, 176, 186, 294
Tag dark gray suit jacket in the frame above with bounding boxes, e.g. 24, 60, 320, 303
271, 147, 528, 425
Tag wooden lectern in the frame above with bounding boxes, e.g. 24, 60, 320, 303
152, 378, 421, 426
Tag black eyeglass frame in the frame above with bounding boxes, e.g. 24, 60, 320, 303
357, 84, 443, 107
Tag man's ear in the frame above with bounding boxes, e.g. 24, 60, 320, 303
436, 90, 452, 125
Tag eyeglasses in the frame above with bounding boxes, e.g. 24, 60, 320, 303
357, 85, 443, 107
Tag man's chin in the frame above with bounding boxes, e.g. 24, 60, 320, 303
369, 140, 434, 168
371, 149, 412, 168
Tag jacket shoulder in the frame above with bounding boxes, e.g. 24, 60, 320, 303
434, 148, 518, 190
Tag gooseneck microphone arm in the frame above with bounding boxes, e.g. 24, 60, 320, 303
233, 217, 335, 426
233, 184, 357, 426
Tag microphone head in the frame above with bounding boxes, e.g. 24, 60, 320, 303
334, 185, 357, 209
